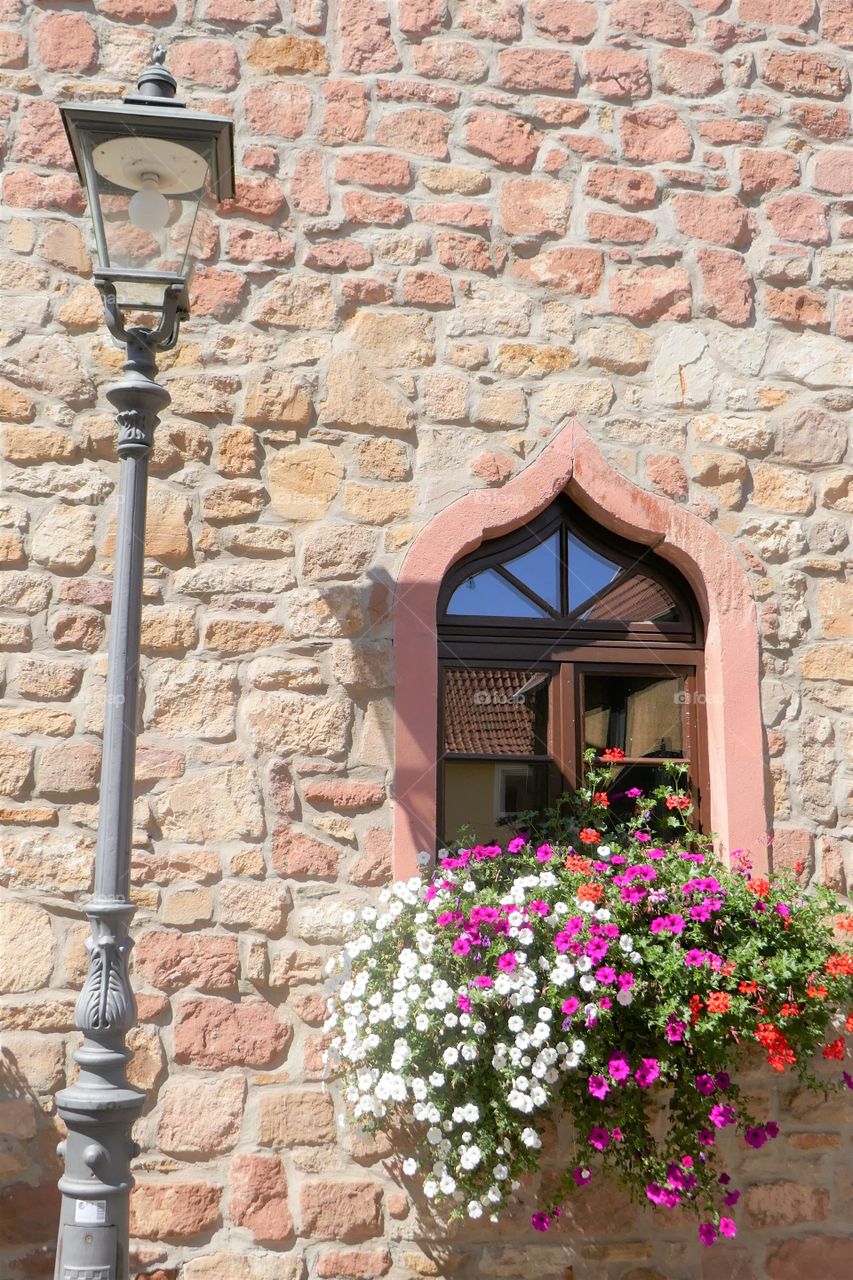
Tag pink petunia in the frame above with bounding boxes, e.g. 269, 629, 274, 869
497, 951, 517, 972
588, 1075, 610, 1100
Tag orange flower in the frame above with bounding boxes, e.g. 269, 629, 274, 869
592, 791, 610, 808
779, 1002, 799, 1018
689, 993, 703, 1025
665, 795, 691, 811
807, 984, 828, 1000
601, 747, 625, 762
755, 1022, 796, 1072
564, 855, 593, 875
747, 878, 770, 898
577, 882, 604, 904
739, 980, 759, 996
846, 1012, 853, 1034
822, 1037, 845, 1061
578, 827, 601, 845
721, 961, 736, 977
837, 916, 853, 933
706, 992, 731, 1015
825, 952, 853, 977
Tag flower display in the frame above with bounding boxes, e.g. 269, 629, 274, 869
325, 754, 853, 1247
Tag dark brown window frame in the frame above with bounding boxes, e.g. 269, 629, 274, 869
436, 496, 708, 843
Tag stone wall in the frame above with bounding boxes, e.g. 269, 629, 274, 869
0, 0, 851, 1277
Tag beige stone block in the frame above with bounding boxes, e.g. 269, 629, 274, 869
349, 311, 434, 367
259, 1090, 336, 1148
268, 443, 343, 521
0, 738, 33, 797
6, 460, 111, 506
146, 659, 238, 741
173, 561, 295, 597
537, 378, 615, 422
320, 352, 413, 434
102, 481, 192, 566
155, 765, 265, 843
32, 503, 95, 573
0, 832, 94, 893
242, 690, 352, 757
248, 658, 324, 692
217, 425, 259, 476
421, 165, 490, 195
203, 618, 286, 655
476, 386, 528, 427
423, 372, 468, 422
494, 342, 578, 378
581, 323, 653, 374
202, 481, 266, 523
183, 1251, 304, 1280
752, 464, 814, 514
167, 374, 239, 418
36, 742, 101, 796
343, 483, 415, 525
221, 525, 294, 557
0, 901, 55, 993
219, 881, 290, 937
818, 582, 853, 637
0, 529, 24, 565
0, 705, 75, 737
158, 1074, 245, 1156
692, 413, 773, 455
0, 572, 51, 616
0, 1033, 65, 1093
244, 371, 313, 428
140, 606, 198, 654
2, 424, 77, 462
692, 452, 749, 509
161, 886, 214, 926
126, 1024, 166, 1093
801, 642, 853, 681
16, 656, 82, 701
302, 525, 377, 581
254, 275, 337, 329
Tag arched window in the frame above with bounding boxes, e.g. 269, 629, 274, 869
436, 495, 707, 844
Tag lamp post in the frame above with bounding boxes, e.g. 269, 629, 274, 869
54, 50, 234, 1280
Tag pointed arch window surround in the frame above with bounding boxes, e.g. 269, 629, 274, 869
437, 496, 707, 846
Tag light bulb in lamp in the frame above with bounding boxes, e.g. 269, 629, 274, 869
128, 175, 170, 232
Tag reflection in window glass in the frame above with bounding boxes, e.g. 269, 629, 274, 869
443, 760, 547, 844
581, 573, 680, 624
584, 674, 685, 758
568, 535, 620, 612
446, 568, 549, 618
443, 668, 549, 756
503, 531, 560, 610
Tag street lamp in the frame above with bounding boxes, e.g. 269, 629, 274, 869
54, 49, 234, 1280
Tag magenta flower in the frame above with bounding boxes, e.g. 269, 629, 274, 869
718, 1217, 737, 1238
665, 913, 686, 934
697, 1128, 715, 1146
843, 1071, 853, 1090
665, 1017, 686, 1043
634, 832, 651, 842
625, 787, 644, 798
698, 1223, 717, 1247
452, 937, 471, 955
724, 1190, 740, 1207
589, 1126, 610, 1150
715, 1071, 731, 1090
695, 1074, 715, 1096
650, 917, 667, 934
775, 902, 790, 917
536, 843, 554, 863
497, 951, 517, 972
472, 975, 493, 988
572, 1167, 592, 1187
507, 836, 527, 853
634, 1058, 660, 1088
588, 1075, 610, 1100
709, 1104, 736, 1129
457, 994, 472, 1012
608, 1054, 631, 1083
684, 948, 706, 967
531, 1212, 550, 1232
744, 1125, 766, 1148
611, 1126, 623, 1141
617, 972, 635, 990
586, 937, 609, 962
595, 966, 617, 984
765, 1121, 779, 1139
561, 996, 579, 1016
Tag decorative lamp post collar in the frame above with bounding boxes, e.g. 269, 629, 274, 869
52, 52, 235, 1280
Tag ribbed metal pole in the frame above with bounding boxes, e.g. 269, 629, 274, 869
53, 328, 170, 1280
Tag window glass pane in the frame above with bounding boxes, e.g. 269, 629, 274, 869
503, 531, 560, 610
446, 568, 549, 618
584, 674, 685, 758
581, 573, 680, 624
443, 760, 548, 845
568, 535, 620, 612
444, 668, 549, 756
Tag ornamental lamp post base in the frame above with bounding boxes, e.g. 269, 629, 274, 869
53, 287, 183, 1280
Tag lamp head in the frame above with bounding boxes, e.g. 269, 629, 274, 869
60, 45, 235, 321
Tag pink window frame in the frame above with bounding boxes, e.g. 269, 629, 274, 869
392, 420, 769, 878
